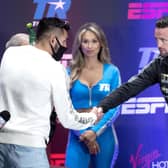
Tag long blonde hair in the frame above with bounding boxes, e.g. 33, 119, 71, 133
70, 22, 111, 84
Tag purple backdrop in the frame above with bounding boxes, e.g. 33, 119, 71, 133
1, 0, 168, 167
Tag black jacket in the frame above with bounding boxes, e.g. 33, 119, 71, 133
99, 56, 168, 112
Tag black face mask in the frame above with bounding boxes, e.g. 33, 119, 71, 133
50, 38, 67, 61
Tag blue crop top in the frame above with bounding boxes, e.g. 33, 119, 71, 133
68, 63, 121, 136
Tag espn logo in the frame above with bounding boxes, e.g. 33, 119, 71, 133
128, 2, 168, 20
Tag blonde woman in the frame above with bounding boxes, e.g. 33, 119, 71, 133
65, 22, 121, 168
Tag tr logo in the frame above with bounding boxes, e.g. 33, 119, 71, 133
33, 0, 71, 20
138, 47, 159, 72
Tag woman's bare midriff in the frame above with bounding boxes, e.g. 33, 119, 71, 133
77, 108, 92, 113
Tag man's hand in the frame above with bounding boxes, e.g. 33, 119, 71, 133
97, 107, 103, 113
79, 130, 97, 143
90, 107, 103, 123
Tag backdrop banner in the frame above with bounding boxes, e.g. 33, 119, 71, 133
1, 0, 168, 167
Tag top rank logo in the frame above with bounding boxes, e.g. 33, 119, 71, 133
128, 2, 168, 20
33, 0, 71, 20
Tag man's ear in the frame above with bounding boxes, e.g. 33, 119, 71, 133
49, 33, 56, 45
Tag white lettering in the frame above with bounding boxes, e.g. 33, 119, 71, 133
152, 161, 168, 168
138, 47, 159, 72
121, 97, 168, 115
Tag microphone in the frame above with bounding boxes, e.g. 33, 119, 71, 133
0, 111, 11, 129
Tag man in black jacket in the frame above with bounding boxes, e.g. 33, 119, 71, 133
80, 15, 168, 142
98, 15, 168, 113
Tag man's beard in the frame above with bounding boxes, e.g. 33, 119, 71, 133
160, 53, 168, 57
159, 49, 168, 57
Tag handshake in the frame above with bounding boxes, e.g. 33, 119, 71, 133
90, 107, 104, 124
